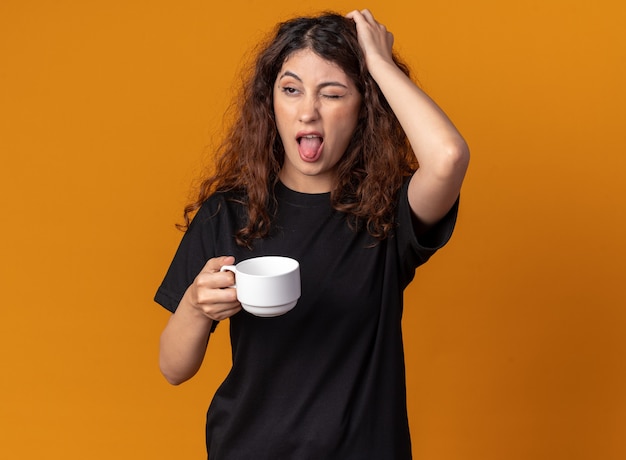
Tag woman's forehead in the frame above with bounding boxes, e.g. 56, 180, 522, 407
278, 49, 351, 81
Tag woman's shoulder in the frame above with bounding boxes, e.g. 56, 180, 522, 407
201, 187, 245, 206
194, 188, 246, 222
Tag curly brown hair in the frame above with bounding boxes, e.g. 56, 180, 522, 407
180, 12, 418, 247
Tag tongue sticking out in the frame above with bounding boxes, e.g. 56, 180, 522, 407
298, 136, 323, 162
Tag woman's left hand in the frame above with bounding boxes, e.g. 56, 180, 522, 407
345, 9, 395, 68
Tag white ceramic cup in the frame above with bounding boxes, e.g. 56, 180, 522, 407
220, 256, 301, 317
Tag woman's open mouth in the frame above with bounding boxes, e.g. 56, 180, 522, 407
297, 134, 324, 162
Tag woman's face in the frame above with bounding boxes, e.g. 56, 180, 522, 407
273, 48, 362, 193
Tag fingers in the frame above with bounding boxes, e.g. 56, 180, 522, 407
345, 9, 392, 41
358, 9, 375, 23
196, 255, 236, 290
345, 9, 377, 26
195, 268, 235, 292
346, 9, 394, 66
186, 255, 241, 321
202, 255, 235, 273
194, 282, 241, 321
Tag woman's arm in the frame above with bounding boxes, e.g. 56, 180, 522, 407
347, 9, 470, 231
159, 256, 241, 385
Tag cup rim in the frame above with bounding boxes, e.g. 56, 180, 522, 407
236, 256, 299, 277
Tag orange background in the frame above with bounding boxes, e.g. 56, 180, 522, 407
1, 0, 624, 458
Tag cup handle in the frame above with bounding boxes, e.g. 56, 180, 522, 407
220, 265, 237, 288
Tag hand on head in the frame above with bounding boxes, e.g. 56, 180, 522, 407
345, 9, 395, 68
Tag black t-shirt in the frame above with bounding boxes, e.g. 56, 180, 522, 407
155, 181, 458, 459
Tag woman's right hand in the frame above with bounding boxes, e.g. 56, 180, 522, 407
184, 255, 242, 321
160, 256, 241, 385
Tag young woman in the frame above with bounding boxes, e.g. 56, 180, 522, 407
155, 9, 469, 459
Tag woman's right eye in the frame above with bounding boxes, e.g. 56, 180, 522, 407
280, 86, 299, 95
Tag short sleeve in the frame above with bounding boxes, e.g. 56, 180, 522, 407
154, 204, 217, 313
395, 179, 459, 286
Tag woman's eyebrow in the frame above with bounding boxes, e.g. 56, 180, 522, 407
278, 71, 302, 82
318, 81, 348, 90
278, 71, 348, 89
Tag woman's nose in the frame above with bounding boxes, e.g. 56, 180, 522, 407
298, 95, 320, 123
